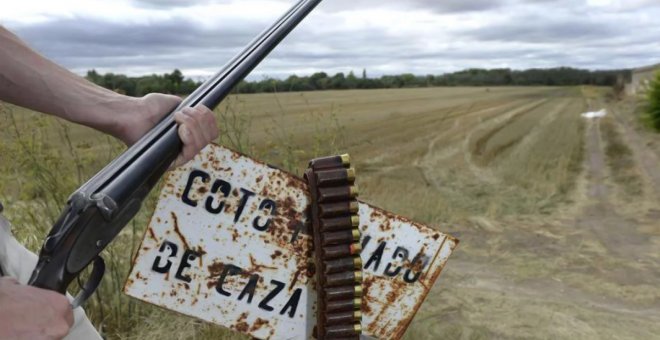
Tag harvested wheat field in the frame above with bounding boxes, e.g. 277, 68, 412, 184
1, 86, 659, 339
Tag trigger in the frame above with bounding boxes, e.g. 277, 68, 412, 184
71, 256, 105, 309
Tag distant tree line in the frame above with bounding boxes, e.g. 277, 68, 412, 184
85, 69, 201, 96
86, 67, 630, 96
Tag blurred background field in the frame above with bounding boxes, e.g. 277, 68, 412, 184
1, 85, 660, 339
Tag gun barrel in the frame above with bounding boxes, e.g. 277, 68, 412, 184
106, 0, 323, 203
81, 0, 322, 198
29, 0, 324, 300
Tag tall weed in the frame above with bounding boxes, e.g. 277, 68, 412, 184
0, 92, 344, 339
645, 71, 660, 130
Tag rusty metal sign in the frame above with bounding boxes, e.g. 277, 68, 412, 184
124, 145, 458, 339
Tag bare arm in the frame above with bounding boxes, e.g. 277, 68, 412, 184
0, 25, 220, 338
0, 25, 139, 138
0, 25, 218, 165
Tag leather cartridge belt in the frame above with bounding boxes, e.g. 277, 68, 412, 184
305, 154, 363, 339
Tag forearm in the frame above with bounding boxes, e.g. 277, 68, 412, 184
0, 26, 216, 163
0, 26, 135, 138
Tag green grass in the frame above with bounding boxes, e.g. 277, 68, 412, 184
601, 116, 643, 197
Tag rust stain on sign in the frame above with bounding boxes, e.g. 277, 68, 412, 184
124, 144, 458, 339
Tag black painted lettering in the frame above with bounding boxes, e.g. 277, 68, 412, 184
205, 179, 231, 214
384, 246, 409, 277
252, 199, 277, 232
175, 249, 200, 283
238, 274, 259, 304
258, 280, 285, 312
182, 170, 210, 207
403, 254, 430, 283
234, 188, 256, 223
152, 241, 178, 274
215, 264, 242, 297
364, 241, 386, 272
279, 288, 302, 318
361, 235, 371, 249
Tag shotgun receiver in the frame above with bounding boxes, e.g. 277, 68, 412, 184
28, 0, 323, 307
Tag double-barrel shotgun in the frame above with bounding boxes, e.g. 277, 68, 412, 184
28, 0, 324, 307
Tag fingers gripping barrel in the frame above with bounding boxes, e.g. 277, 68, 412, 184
305, 155, 363, 339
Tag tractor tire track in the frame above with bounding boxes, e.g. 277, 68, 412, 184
462, 99, 548, 183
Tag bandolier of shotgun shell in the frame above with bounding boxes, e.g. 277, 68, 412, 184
305, 154, 363, 339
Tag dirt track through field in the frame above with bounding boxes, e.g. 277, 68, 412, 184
395, 88, 660, 340
574, 117, 653, 267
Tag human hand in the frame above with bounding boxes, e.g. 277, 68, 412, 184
0, 277, 73, 340
117, 93, 219, 167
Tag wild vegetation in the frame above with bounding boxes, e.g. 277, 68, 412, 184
1, 86, 659, 339
645, 71, 660, 130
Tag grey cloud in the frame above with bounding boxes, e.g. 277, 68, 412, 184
464, 17, 623, 43
130, 0, 228, 9
130, 0, 505, 13
5, 0, 660, 78
410, 0, 505, 13
251, 0, 504, 14
13, 17, 264, 72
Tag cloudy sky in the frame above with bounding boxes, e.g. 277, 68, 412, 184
1, 0, 659, 79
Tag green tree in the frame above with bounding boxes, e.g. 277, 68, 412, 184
646, 71, 660, 130
84, 67, 630, 96
331, 73, 346, 89
346, 71, 358, 89
167, 69, 184, 93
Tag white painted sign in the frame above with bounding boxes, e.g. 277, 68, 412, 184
124, 145, 458, 339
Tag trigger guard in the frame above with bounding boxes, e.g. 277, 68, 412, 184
71, 256, 105, 309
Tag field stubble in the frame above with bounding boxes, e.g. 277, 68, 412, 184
1, 86, 659, 339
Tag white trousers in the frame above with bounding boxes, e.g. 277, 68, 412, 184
0, 214, 102, 339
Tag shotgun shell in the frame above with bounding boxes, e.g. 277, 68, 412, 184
325, 256, 362, 274
354, 270, 363, 283
340, 154, 351, 167
325, 310, 362, 325
318, 186, 359, 203
355, 284, 363, 297
315, 168, 356, 187
322, 229, 361, 246
326, 271, 361, 287
319, 201, 359, 218
309, 154, 350, 171
350, 242, 362, 254
325, 323, 362, 338
323, 243, 362, 259
350, 201, 359, 213
326, 298, 362, 313
353, 256, 363, 269
326, 285, 363, 301
320, 215, 359, 232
